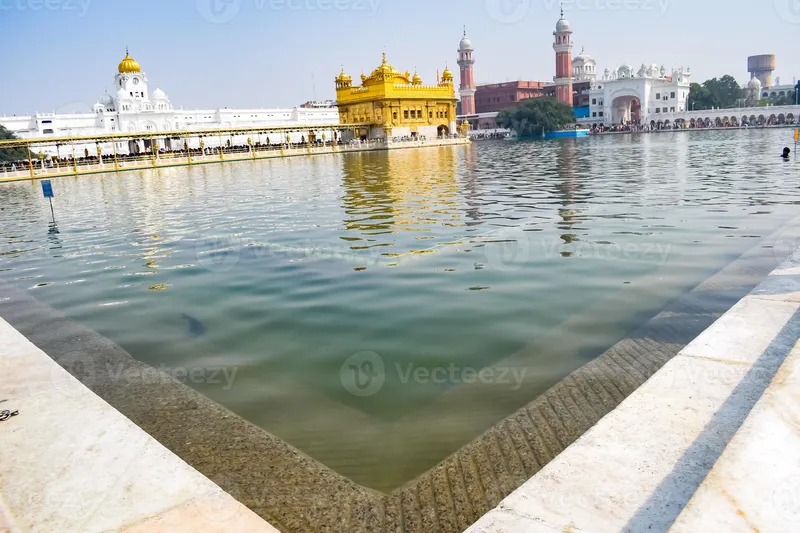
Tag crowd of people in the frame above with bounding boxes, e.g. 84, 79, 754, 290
589, 116, 798, 135
0, 139, 340, 174
1, 133, 467, 174
469, 131, 511, 140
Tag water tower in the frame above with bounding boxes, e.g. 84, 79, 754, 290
747, 55, 776, 88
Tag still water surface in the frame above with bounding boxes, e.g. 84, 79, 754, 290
1, 129, 798, 490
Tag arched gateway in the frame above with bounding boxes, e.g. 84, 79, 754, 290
611, 94, 641, 124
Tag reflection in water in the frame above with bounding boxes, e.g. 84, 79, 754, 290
0, 130, 799, 491
47, 221, 61, 252
340, 147, 461, 258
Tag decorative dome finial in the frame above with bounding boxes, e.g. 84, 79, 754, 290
118, 48, 141, 73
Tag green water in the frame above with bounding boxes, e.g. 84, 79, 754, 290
1, 129, 798, 490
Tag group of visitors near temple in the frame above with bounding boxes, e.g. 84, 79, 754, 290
589, 116, 798, 134
0, 139, 339, 173
0, 133, 468, 174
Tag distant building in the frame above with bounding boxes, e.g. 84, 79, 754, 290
748, 55, 776, 88
456, 16, 594, 131
586, 64, 691, 124
475, 81, 548, 114
0, 49, 339, 153
758, 79, 799, 101
335, 54, 458, 139
300, 100, 336, 108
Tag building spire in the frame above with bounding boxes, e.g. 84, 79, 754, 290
560, 2, 564, 18
463, 25, 466, 37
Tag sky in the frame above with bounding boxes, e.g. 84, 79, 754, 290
1, 0, 799, 116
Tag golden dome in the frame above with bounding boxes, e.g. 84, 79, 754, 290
412, 71, 422, 85
441, 66, 454, 83
366, 53, 408, 83
118, 48, 141, 73
360, 73, 367, 83
335, 67, 352, 84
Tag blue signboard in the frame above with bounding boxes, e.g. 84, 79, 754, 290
41, 180, 54, 198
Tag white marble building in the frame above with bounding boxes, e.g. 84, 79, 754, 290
572, 47, 597, 82
757, 77, 799, 101
585, 63, 692, 124
1, 50, 339, 154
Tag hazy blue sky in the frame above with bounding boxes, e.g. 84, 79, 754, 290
1, 0, 798, 115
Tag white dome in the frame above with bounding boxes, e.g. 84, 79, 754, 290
459, 36, 473, 51
556, 17, 570, 32
617, 64, 633, 78
152, 88, 167, 100
100, 93, 114, 106
748, 77, 762, 90
573, 47, 594, 65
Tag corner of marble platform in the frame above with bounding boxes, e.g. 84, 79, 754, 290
0, 317, 280, 533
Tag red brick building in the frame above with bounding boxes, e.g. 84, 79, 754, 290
474, 81, 548, 114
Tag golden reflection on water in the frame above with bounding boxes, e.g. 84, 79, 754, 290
340, 147, 461, 258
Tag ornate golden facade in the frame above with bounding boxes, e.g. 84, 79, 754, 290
335, 54, 458, 139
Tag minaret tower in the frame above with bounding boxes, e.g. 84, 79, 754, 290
457, 27, 476, 116
553, 6, 574, 107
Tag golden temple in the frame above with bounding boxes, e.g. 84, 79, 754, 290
335, 54, 458, 140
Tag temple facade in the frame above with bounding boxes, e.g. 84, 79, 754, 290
1, 49, 339, 147
335, 54, 458, 140
584, 64, 692, 124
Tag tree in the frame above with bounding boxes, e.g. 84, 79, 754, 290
496, 97, 575, 138
771, 93, 795, 106
703, 75, 742, 108
687, 83, 716, 111
687, 75, 745, 110
0, 125, 29, 163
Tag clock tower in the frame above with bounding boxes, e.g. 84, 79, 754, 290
114, 48, 151, 113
